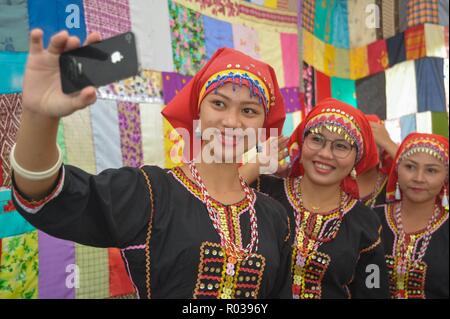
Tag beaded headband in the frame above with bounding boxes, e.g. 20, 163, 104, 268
398, 137, 449, 167
303, 108, 364, 163
198, 69, 271, 114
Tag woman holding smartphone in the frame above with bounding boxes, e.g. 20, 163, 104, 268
10, 29, 291, 299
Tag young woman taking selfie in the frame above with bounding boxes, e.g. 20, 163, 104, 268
10, 29, 292, 299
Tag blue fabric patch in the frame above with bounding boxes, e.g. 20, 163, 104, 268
203, 15, 234, 60
90, 99, 123, 173
415, 57, 446, 112
400, 113, 417, 140
313, 0, 349, 47
0, 188, 35, 239
386, 32, 406, 66
0, 51, 27, 93
438, 0, 449, 26
331, 77, 357, 107
28, 0, 86, 48
282, 112, 294, 137
0, 0, 30, 51
313, 0, 328, 42
330, 0, 349, 48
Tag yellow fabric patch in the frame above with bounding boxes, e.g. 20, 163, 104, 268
0, 231, 38, 299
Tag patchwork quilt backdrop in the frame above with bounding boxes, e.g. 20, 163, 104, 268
0, 0, 448, 298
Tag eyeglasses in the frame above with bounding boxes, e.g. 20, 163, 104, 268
304, 133, 355, 159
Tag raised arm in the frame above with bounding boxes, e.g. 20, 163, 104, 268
13, 29, 101, 200
370, 121, 399, 160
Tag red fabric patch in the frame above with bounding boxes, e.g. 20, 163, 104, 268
405, 24, 426, 60
368, 39, 389, 75
109, 248, 135, 297
314, 70, 331, 103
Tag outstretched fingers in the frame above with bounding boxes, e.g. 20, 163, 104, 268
47, 30, 70, 55
29, 28, 44, 54
84, 32, 102, 46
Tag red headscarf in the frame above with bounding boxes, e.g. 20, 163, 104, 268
364, 114, 393, 175
386, 132, 449, 202
288, 98, 379, 198
161, 48, 286, 161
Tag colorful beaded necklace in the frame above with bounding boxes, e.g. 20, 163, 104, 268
291, 176, 346, 266
189, 161, 259, 261
393, 201, 441, 298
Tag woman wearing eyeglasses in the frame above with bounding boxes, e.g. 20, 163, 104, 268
243, 114, 397, 210
243, 98, 390, 298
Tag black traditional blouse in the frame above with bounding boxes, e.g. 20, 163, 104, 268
360, 174, 388, 208
12, 164, 293, 299
375, 204, 449, 299
253, 175, 390, 299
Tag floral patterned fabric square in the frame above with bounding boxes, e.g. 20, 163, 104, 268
0, 231, 38, 299
168, 0, 207, 76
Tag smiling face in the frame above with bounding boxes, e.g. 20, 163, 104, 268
301, 127, 358, 187
397, 152, 447, 204
198, 82, 265, 163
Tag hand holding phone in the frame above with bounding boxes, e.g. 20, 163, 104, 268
59, 32, 139, 94
21, 29, 101, 118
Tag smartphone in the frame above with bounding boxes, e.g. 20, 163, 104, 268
59, 31, 139, 94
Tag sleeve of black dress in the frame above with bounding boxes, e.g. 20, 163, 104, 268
348, 205, 390, 299
11, 164, 168, 249
268, 200, 293, 299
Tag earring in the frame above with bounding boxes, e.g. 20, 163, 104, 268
442, 187, 449, 211
350, 167, 357, 179
395, 182, 401, 200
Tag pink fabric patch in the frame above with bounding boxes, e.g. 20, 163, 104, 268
232, 24, 260, 59
280, 33, 299, 87
83, 0, 131, 39
117, 102, 143, 168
